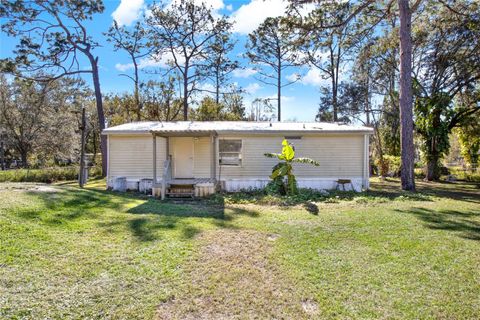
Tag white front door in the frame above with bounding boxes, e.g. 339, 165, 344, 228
172, 137, 194, 178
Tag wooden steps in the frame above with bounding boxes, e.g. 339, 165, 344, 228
166, 184, 194, 198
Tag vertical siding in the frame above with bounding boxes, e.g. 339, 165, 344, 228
108, 135, 166, 181
217, 134, 364, 179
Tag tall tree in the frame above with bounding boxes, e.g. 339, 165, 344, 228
0, 0, 108, 176
413, 1, 480, 180
141, 78, 183, 122
397, 0, 415, 190
246, 17, 300, 122
146, 0, 232, 120
297, 1, 363, 122
203, 29, 239, 105
222, 90, 246, 120
0, 75, 83, 167
105, 20, 151, 121
288, 0, 418, 190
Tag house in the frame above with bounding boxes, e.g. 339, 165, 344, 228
102, 121, 373, 198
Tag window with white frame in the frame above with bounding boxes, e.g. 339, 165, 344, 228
219, 139, 242, 166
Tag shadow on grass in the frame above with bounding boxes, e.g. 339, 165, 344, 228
396, 207, 480, 241
14, 186, 260, 242
372, 178, 480, 204
122, 199, 259, 241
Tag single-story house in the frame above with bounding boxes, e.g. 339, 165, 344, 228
102, 121, 373, 198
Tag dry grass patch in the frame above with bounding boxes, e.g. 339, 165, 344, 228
157, 229, 314, 319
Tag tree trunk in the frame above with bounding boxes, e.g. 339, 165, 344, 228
425, 157, 440, 181
79, 106, 86, 188
183, 64, 189, 120
374, 125, 387, 178
89, 55, 107, 177
133, 56, 141, 121
398, 0, 416, 191
0, 140, 5, 170
330, 46, 338, 122
277, 61, 281, 122
20, 150, 28, 168
215, 65, 220, 106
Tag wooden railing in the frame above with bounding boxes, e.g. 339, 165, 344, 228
161, 155, 172, 200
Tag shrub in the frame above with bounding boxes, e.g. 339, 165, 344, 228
375, 155, 401, 177
0, 166, 101, 183
447, 167, 480, 182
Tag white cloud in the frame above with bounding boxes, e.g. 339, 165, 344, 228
286, 73, 301, 82
244, 82, 261, 94
112, 0, 145, 27
169, 0, 225, 14
232, 68, 257, 78
231, 0, 287, 34
197, 0, 225, 11
115, 52, 186, 72
298, 68, 328, 87
265, 94, 295, 102
115, 63, 133, 72
231, 0, 315, 34
226, 4, 233, 11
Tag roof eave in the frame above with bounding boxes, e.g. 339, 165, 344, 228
102, 129, 374, 135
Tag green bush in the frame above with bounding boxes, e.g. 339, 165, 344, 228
414, 168, 426, 179
447, 167, 480, 182
0, 166, 101, 183
374, 155, 402, 177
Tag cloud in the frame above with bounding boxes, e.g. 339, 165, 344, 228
232, 68, 257, 78
244, 83, 261, 94
112, 0, 145, 27
231, 0, 315, 34
169, 0, 225, 14
115, 63, 133, 72
265, 94, 295, 102
226, 4, 233, 11
231, 0, 288, 34
296, 68, 328, 87
115, 52, 186, 72
115, 57, 163, 72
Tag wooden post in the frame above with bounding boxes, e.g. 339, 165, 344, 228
211, 134, 216, 182
153, 134, 157, 184
79, 106, 86, 188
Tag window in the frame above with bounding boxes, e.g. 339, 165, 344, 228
219, 139, 242, 166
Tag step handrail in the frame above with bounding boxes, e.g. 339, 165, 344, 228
161, 155, 172, 200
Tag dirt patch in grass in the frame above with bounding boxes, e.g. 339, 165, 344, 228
0, 182, 59, 193
156, 229, 313, 319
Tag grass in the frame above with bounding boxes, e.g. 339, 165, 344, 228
0, 178, 479, 319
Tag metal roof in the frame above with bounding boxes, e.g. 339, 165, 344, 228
102, 121, 374, 135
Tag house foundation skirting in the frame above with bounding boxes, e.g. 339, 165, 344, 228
109, 177, 365, 194
221, 177, 364, 192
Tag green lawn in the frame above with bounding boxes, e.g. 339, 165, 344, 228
1, 179, 479, 319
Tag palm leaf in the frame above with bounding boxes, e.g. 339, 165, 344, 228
270, 162, 288, 179
292, 157, 320, 166
264, 152, 284, 160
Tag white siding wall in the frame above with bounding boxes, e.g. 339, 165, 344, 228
108, 135, 166, 187
107, 133, 367, 192
217, 134, 363, 179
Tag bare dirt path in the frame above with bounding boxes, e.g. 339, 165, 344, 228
156, 229, 316, 319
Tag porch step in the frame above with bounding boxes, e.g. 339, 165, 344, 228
166, 192, 194, 198
166, 185, 195, 198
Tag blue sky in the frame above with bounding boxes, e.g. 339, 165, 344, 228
0, 0, 332, 121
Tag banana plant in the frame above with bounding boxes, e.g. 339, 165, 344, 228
264, 139, 320, 195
